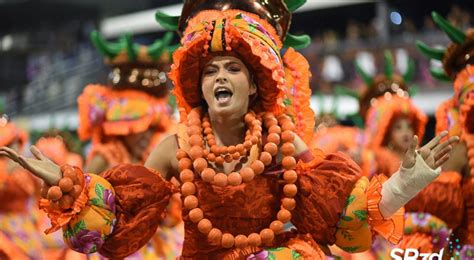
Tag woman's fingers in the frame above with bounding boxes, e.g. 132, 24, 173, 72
434, 145, 452, 161
423, 131, 448, 150
434, 154, 450, 169
402, 135, 418, 168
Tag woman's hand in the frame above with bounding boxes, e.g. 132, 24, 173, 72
0, 146, 61, 186
402, 131, 459, 169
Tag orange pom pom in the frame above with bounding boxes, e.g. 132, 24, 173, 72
47, 186, 62, 201
59, 177, 74, 193
59, 194, 74, 210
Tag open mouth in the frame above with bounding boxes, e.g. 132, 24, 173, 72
214, 86, 233, 104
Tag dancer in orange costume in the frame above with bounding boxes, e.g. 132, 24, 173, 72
0, 1, 459, 258
417, 11, 474, 258
0, 117, 45, 259
81, 31, 176, 174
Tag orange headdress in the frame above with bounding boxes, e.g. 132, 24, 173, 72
0, 117, 28, 150
156, 0, 315, 143
78, 32, 176, 143
364, 95, 427, 149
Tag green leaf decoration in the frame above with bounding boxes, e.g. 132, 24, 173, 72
353, 210, 368, 222
91, 198, 103, 207
285, 0, 306, 12
284, 97, 292, 106
341, 230, 354, 241
430, 67, 451, 82
268, 252, 277, 260
73, 220, 86, 235
432, 11, 466, 44
345, 195, 356, 206
64, 227, 73, 238
415, 40, 445, 61
155, 11, 180, 31
291, 250, 302, 259
95, 183, 105, 199
284, 33, 311, 50
341, 215, 354, 222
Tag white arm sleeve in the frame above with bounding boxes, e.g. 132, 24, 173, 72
379, 152, 441, 218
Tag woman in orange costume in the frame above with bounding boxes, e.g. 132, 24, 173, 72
417, 11, 474, 258
0, 1, 459, 259
0, 117, 45, 259
81, 31, 175, 174
35, 132, 84, 168
81, 31, 184, 259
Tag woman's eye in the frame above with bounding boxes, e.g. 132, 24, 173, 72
228, 66, 241, 72
204, 68, 217, 75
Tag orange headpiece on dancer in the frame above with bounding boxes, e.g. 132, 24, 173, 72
0, 116, 28, 151
78, 32, 175, 143
156, 0, 315, 143
365, 95, 427, 149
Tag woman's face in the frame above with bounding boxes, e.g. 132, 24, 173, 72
201, 56, 256, 117
388, 116, 414, 153
122, 130, 153, 158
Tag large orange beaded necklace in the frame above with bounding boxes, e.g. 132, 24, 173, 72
177, 107, 299, 249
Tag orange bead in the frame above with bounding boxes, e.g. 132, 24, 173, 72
208, 138, 216, 146
208, 228, 223, 245
282, 156, 296, 170
63, 169, 78, 184
282, 122, 295, 131
178, 158, 192, 171
204, 127, 213, 135
215, 156, 225, 165
189, 208, 204, 223
232, 152, 241, 160
247, 233, 262, 247
281, 130, 295, 143
181, 182, 196, 196
250, 136, 259, 145
70, 185, 83, 199
283, 170, 297, 184
219, 146, 228, 155
236, 144, 245, 154
282, 198, 296, 210
259, 228, 274, 244
270, 220, 284, 234
190, 146, 203, 160
227, 172, 242, 186
277, 209, 292, 223
243, 141, 253, 149
281, 143, 296, 156
203, 149, 209, 157
211, 145, 220, 154
198, 218, 212, 234
59, 194, 74, 210
176, 149, 188, 160
59, 177, 73, 193
202, 120, 210, 128
244, 113, 255, 123
221, 233, 235, 248
240, 167, 255, 182
207, 153, 216, 162
193, 158, 208, 173
189, 134, 202, 146
259, 151, 272, 166
267, 133, 280, 145
228, 145, 237, 154
180, 169, 195, 182
184, 195, 198, 209
268, 125, 281, 134
264, 117, 278, 127
201, 168, 216, 182
214, 173, 228, 187
187, 125, 201, 136
283, 184, 297, 197
234, 235, 249, 248
224, 154, 233, 163
264, 143, 278, 156
47, 186, 62, 201
250, 160, 265, 175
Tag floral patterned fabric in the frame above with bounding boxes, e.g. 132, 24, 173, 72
62, 173, 116, 254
